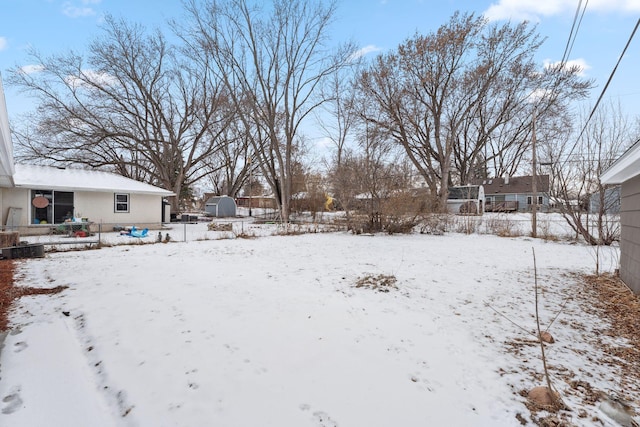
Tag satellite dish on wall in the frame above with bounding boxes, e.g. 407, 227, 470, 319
32, 196, 49, 208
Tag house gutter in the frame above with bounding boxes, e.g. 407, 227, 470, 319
601, 139, 640, 184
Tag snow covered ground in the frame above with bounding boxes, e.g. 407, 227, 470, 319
0, 215, 636, 426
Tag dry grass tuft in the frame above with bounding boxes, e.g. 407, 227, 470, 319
581, 274, 640, 390
354, 274, 398, 292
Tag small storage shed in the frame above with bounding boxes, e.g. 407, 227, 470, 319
205, 196, 236, 217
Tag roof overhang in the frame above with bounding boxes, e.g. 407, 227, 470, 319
0, 75, 15, 187
13, 164, 175, 196
12, 183, 175, 196
601, 140, 640, 184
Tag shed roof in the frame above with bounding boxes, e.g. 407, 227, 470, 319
205, 195, 235, 204
471, 175, 549, 195
601, 140, 640, 184
13, 164, 174, 196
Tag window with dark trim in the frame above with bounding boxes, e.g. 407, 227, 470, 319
527, 196, 544, 205
115, 193, 130, 213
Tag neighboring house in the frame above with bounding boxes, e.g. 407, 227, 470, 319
0, 76, 174, 235
3, 164, 174, 231
471, 175, 550, 212
589, 186, 621, 214
601, 141, 640, 294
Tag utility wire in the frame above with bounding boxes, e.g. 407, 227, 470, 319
560, 0, 588, 65
566, 1, 589, 63
560, 17, 640, 169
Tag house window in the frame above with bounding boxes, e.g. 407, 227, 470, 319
527, 196, 544, 205
115, 193, 130, 213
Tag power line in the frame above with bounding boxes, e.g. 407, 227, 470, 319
566, 1, 588, 63
560, 17, 640, 169
584, 18, 640, 127
560, 0, 588, 65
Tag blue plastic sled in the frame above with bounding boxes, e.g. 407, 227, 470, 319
130, 227, 149, 238
121, 226, 149, 238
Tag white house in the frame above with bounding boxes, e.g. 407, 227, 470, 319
0, 75, 173, 235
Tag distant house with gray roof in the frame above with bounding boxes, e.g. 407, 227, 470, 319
471, 175, 550, 212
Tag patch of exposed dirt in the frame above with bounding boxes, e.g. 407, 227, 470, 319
0, 259, 67, 331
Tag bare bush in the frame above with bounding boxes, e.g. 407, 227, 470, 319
417, 214, 451, 235
452, 215, 480, 234
345, 190, 428, 234
538, 218, 559, 242
484, 215, 523, 237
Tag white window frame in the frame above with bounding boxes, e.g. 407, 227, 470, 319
115, 193, 130, 213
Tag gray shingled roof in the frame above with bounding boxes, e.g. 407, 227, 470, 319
471, 175, 549, 195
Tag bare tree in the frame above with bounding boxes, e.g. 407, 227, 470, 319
318, 66, 361, 166
180, 0, 357, 222
8, 15, 232, 213
356, 12, 590, 211
357, 125, 396, 209
344, 122, 422, 230
317, 68, 361, 209
542, 102, 637, 245
202, 118, 253, 197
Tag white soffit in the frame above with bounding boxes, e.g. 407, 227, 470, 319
601, 140, 640, 184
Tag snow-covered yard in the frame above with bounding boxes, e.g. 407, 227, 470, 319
0, 219, 637, 426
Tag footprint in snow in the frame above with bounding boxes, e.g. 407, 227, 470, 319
313, 410, 338, 427
13, 341, 28, 353
2, 388, 23, 414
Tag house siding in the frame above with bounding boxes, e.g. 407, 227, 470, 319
1, 187, 29, 226
590, 186, 621, 214
485, 193, 549, 212
76, 191, 162, 225
619, 174, 640, 293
